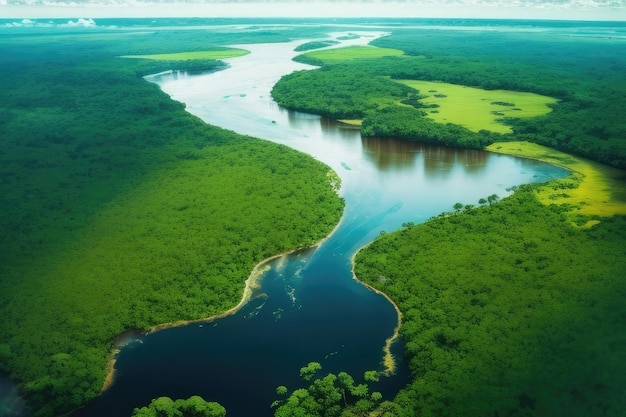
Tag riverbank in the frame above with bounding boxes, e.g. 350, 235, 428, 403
350, 248, 402, 377
100, 259, 269, 392
100, 247, 303, 393
100, 204, 348, 393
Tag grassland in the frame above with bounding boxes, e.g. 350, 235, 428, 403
398, 80, 558, 134
488, 141, 626, 224
120, 48, 250, 60
298, 45, 405, 63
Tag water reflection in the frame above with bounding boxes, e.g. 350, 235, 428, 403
362, 136, 496, 177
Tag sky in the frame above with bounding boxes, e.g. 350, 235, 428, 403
1, 0, 625, 20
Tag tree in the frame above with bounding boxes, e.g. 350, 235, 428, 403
364, 370, 380, 382
453, 202, 464, 211
300, 361, 322, 381
487, 194, 500, 205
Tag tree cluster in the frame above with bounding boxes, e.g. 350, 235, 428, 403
132, 396, 226, 417
355, 186, 626, 417
361, 106, 498, 150
271, 65, 413, 120
272, 362, 401, 417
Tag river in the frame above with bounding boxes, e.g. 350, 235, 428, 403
70, 29, 567, 417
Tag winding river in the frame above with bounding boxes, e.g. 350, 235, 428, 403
72, 30, 567, 416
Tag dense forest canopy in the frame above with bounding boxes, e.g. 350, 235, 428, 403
355, 185, 626, 417
1, 18, 625, 417
0, 24, 344, 416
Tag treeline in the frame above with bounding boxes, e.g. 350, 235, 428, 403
131, 59, 228, 77
354, 186, 626, 417
272, 28, 626, 168
0, 29, 344, 416
361, 106, 498, 150
294, 40, 340, 52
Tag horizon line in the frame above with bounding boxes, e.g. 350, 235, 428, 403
2, 3, 626, 21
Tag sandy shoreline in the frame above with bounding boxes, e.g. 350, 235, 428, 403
100, 249, 292, 393
100, 212, 345, 393
350, 247, 403, 376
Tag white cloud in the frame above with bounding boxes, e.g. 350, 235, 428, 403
59, 17, 97, 26
1, 16, 96, 27
2, 0, 625, 20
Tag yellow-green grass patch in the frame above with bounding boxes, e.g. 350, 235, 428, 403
487, 141, 626, 224
397, 80, 558, 134
119, 48, 250, 60
338, 119, 363, 126
300, 45, 404, 62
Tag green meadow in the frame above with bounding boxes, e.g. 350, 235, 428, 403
397, 80, 558, 134
297, 45, 405, 64
120, 48, 250, 60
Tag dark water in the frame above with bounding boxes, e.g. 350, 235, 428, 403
64, 29, 571, 417
0, 374, 31, 417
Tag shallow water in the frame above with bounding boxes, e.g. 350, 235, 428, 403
70, 29, 568, 417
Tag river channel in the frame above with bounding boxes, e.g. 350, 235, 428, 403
72, 30, 567, 417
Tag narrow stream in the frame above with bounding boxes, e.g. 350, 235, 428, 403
72, 30, 568, 417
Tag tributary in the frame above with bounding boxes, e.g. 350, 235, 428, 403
73, 30, 567, 417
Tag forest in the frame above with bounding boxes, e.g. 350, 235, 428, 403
272, 28, 626, 168
354, 185, 626, 417
0, 24, 344, 416
1, 18, 625, 417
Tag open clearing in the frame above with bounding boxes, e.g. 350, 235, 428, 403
301, 45, 405, 62
120, 48, 250, 60
398, 80, 558, 134
488, 141, 626, 225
